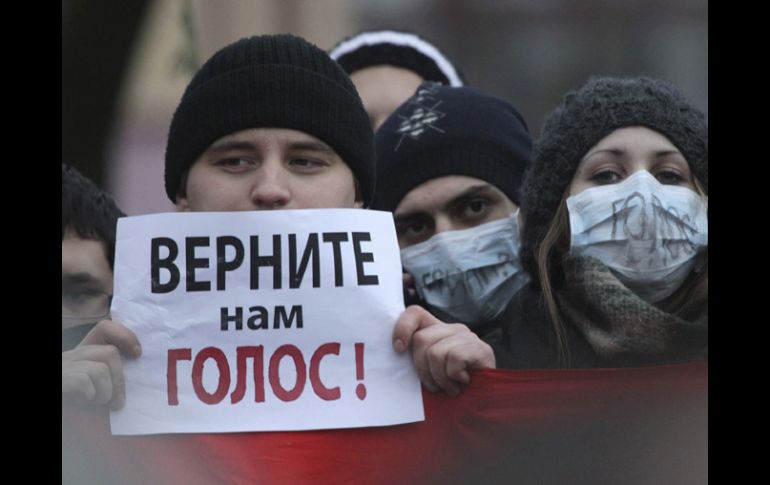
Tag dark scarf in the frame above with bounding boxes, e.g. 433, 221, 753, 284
556, 256, 708, 366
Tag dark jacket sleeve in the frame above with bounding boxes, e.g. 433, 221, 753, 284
483, 283, 560, 369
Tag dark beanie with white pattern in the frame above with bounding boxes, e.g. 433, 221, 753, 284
372, 82, 532, 211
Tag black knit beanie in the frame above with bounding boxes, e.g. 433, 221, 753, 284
165, 34, 376, 206
520, 76, 709, 276
329, 30, 465, 87
372, 82, 532, 212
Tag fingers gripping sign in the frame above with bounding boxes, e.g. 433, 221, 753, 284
402, 270, 419, 306
62, 320, 142, 410
393, 305, 495, 396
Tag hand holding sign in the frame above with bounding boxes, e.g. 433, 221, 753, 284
62, 319, 142, 410
110, 209, 425, 435
393, 305, 496, 396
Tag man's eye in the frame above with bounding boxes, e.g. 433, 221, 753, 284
397, 220, 432, 238
406, 222, 426, 236
216, 158, 252, 168
590, 170, 622, 184
464, 199, 488, 216
289, 158, 327, 169
62, 287, 99, 303
63, 288, 85, 300
401, 222, 425, 236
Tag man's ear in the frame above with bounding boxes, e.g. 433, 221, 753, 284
175, 195, 190, 212
353, 179, 364, 209
175, 170, 192, 211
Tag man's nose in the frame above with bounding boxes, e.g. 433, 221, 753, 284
250, 164, 291, 209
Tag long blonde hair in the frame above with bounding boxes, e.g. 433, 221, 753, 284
535, 177, 708, 367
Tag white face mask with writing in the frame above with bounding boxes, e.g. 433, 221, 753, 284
566, 170, 708, 303
400, 212, 529, 326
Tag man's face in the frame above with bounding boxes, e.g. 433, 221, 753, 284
176, 128, 362, 211
350, 65, 424, 130
393, 175, 519, 248
62, 231, 113, 333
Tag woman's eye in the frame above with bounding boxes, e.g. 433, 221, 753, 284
655, 170, 686, 185
590, 170, 622, 184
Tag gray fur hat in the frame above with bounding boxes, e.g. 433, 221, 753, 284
520, 76, 708, 277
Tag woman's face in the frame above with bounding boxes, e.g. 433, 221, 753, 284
569, 126, 696, 196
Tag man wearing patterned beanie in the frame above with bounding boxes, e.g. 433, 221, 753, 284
373, 82, 532, 339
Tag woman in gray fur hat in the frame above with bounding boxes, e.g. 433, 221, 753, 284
490, 76, 708, 369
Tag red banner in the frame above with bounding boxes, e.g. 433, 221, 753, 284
63, 363, 707, 484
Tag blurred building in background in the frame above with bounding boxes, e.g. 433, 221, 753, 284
62, 0, 707, 216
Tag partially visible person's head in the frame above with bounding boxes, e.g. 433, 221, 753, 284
373, 82, 532, 326
62, 164, 125, 350
330, 30, 464, 129
520, 76, 708, 356
165, 34, 376, 211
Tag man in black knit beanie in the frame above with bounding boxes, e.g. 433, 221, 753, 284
165, 33, 376, 210
64, 34, 495, 409
64, 33, 376, 409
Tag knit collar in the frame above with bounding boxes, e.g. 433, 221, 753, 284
556, 255, 708, 366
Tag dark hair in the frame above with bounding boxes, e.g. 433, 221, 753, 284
62, 164, 125, 269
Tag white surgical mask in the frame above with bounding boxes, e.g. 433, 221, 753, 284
400, 212, 529, 325
566, 170, 708, 303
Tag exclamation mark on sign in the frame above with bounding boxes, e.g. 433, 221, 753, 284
355, 343, 366, 400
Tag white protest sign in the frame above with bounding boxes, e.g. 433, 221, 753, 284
109, 209, 424, 435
